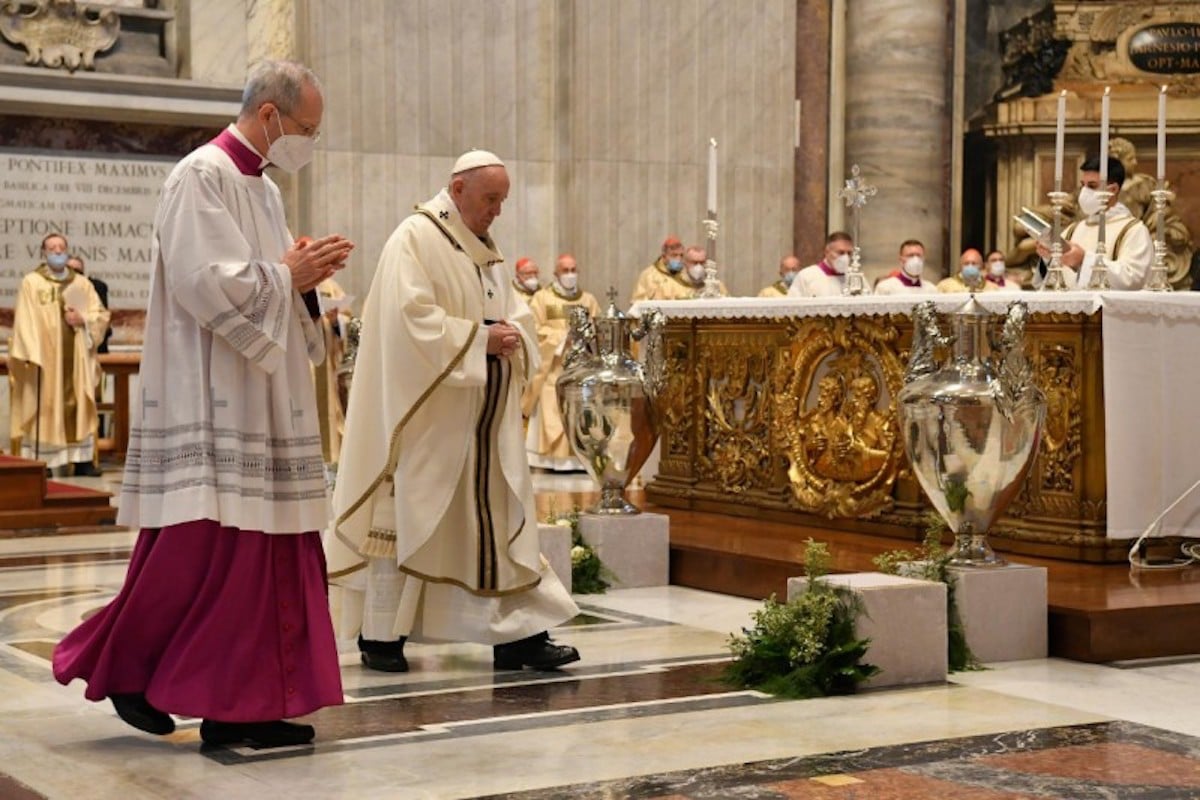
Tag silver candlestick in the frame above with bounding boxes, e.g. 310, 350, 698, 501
1040, 189, 1072, 291
700, 216, 722, 298
1145, 184, 1173, 292
837, 164, 876, 296
1085, 189, 1113, 290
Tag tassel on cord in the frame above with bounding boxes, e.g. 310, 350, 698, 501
362, 527, 398, 559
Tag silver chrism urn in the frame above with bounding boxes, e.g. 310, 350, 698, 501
898, 298, 1046, 566
556, 293, 665, 514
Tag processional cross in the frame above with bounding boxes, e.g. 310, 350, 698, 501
836, 164, 876, 296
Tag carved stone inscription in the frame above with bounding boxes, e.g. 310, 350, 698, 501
0, 149, 175, 310
1129, 23, 1200, 74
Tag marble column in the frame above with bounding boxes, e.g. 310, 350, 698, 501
795, 0, 833, 259
843, 0, 952, 282
247, 0, 297, 64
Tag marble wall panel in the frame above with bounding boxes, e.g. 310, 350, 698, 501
297, 0, 795, 301
187, 0, 248, 85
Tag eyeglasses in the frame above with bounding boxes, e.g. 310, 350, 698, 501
282, 111, 322, 142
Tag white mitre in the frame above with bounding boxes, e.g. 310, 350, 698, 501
452, 149, 505, 174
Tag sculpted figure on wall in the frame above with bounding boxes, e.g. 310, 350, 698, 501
0, 0, 120, 72
1110, 137, 1194, 290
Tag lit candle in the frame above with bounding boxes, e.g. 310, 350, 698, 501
1099, 86, 1111, 183
1158, 85, 1167, 182
1055, 90, 1066, 187
707, 138, 718, 215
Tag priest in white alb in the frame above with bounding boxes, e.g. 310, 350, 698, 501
1034, 156, 1153, 290
53, 60, 353, 750
327, 150, 580, 674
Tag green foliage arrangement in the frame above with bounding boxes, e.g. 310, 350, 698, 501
723, 540, 879, 699
873, 517, 981, 672
545, 506, 613, 594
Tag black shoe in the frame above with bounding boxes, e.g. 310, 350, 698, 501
73, 461, 102, 477
110, 693, 174, 736
199, 719, 315, 748
358, 635, 408, 673
494, 632, 580, 671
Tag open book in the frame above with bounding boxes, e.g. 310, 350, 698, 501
1013, 207, 1061, 248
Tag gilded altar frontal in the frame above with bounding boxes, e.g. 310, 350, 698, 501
648, 310, 1112, 563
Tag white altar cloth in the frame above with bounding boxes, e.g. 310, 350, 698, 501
635, 291, 1200, 540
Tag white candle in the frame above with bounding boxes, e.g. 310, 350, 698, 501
1055, 90, 1066, 187
1158, 85, 1167, 182
1099, 87, 1111, 183
707, 138, 718, 214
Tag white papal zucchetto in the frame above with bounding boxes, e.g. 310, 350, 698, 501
451, 149, 505, 175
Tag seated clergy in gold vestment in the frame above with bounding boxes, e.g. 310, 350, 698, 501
524, 253, 601, 471
8, 233, 110, 474
758, 255, 801, 297
312, 273, 354, 464
512, 257, 540, 306
631, 236, 697, 302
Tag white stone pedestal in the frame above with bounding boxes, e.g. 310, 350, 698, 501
537, 523, 572, 594
787, 572, 947, 689
579, 512, 669, 588
948, 562, 1047, 663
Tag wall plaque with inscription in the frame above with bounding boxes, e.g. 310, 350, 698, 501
0, 150, 175, 312
1129, 23, 1200, 74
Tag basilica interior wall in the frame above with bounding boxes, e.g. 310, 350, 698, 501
295, 0, 797, 303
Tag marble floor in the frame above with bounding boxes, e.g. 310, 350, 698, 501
2, 471, 1200, 798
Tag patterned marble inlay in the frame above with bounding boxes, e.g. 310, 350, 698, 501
478, 721, 1200, 800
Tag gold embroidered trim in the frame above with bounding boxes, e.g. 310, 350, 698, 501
398, 564, 542, 598
328, 322, 481, 580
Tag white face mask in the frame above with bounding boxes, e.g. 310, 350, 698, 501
687, 263, 706, 282
1077, 186, 1107, 218
832, 253, 850, 274
902, 255, 924, 278
521, 277, 539, 292
263, 112, 316, 174
988, 260, 1006, 277
558, 273, 578, 290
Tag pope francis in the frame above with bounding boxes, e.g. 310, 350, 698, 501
327, 150, 580, 673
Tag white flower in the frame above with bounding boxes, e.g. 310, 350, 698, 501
555, 518, 572, 527
570, 545, 589, 565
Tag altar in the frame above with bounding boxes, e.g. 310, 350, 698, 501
636, 292, 1200, 563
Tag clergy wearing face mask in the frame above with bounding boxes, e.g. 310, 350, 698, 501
682, 245, 727, 297
7, 233, 110, 476
788, 231, 867, 297
983, 250, 1016, 289
524, 253, 601, 470
631, 236, 698, 302
54, 60, 353, 750
759, 255, 802, 297
874, 239, 939, 295
512, 257, 541, 304
1033, 155, 1153, 290
937, 248, 1007, 293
